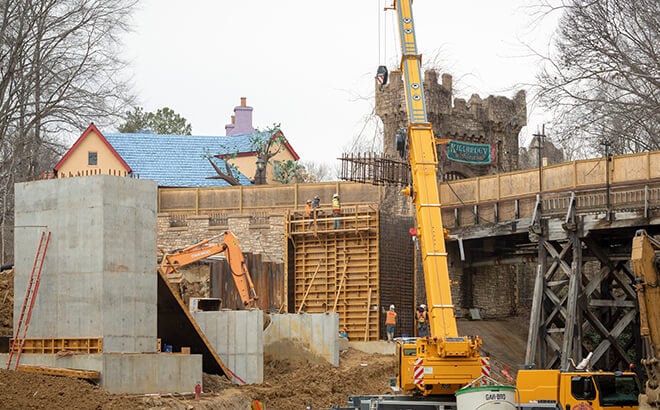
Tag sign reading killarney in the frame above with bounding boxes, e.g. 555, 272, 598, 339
445, 141, 493, 164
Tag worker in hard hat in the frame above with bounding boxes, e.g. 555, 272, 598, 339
331, 193, 341, 229
416, 304, 429, 337
385, 304, 397, 342
305, 199, 313, 228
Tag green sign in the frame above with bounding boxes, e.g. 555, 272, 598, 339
445, 141, 493, 164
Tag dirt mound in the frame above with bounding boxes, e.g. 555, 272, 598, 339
0, 368, 147, 409
0, 268, 13, 336
238, 348, 395, 409
0, 348, 395, 410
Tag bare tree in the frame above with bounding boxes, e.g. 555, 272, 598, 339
535, 0, 659, 156
299, 160, 334, 182
0, 0, 137, 263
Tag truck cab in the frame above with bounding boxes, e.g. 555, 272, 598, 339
516, 369, 640, 409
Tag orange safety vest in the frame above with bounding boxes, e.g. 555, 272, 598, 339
386, 310, 397, 325
416, 310, 427, 324
304, 203, 312, 217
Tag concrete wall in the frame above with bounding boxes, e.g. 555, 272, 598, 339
14, 176, 158, 353
264, 313, 339, 367
193, 310, 263, 384
10, 176, 205, 394
0, 352, 202, 394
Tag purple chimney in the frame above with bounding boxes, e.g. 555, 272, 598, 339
225, 97, 255, 136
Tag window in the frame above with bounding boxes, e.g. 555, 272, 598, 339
571, 376, 596, 401
594, 374, 640, 406
88, 151, 98, 166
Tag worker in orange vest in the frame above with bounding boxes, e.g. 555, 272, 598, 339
385, 304, 397, 342
304, 199, 313, 228
416, 304, 429, 337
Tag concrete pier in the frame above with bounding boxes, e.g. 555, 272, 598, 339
11, 176, 202, 394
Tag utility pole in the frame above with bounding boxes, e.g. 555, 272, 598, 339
532, 125, 546, 194
601, 140, 612, 221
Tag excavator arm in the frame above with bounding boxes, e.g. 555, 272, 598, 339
158, 231, 259, 309
631, 229, 660, 408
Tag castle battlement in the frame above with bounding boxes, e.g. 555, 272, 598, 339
376, 69, 526, 178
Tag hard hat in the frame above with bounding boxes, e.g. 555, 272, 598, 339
333, 193, 339, 198
420, 304, 426, 309
306, 199, 311, 203
390, 304, 395, 310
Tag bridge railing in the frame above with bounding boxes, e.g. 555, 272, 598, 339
440, 151, 660, 228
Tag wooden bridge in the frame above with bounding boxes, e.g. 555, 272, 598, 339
436, 150, 660, 373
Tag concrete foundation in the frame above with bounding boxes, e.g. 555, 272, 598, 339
0, 352, 201, 394
193, 310, 263, 384
11, 176, 202, 394
264, 313, 340, 366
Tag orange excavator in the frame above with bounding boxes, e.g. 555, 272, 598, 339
158, 231, 259, 309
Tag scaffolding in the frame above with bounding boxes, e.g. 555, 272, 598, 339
285, 205, 380, 341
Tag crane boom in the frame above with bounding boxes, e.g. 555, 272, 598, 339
389, 0, 483, 396
395, 0, 457, 340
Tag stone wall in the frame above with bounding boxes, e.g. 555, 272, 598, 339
158, 213, 285, 263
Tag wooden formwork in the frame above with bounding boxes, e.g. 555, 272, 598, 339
285, 205, 380, 341
11, 337, 103, 354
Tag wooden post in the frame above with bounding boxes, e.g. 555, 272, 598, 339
364, 288, 372, 341
332, 259, 350, 313
297, 260, 322, 314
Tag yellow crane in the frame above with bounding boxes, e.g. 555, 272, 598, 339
373, 2, 640, 409
386, 0, 485, 395
631, 229, 660, 409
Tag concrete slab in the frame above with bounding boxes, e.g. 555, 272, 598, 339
264, 313, 339, 366
0, 352, 202, 394
193, 310, 263, 384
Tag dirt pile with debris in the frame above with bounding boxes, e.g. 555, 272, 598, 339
0, 348, 395, 410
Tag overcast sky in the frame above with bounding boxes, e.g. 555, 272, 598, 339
122, 1, 560, 167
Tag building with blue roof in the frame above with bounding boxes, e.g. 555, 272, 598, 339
54, 99, 300, 187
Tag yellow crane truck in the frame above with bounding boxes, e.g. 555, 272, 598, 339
340, 1, 642, 409
631, 229, 660, 409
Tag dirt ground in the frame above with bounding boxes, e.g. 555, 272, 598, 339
0, 267, 531, 409
0, 348, 395, 410
1, 268, 14, 336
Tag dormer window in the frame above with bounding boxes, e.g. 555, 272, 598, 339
88, 151, 98, 166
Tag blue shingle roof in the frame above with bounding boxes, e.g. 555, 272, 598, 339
104, 132, 263, 187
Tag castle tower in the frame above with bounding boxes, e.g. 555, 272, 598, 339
375, 70, 526, 179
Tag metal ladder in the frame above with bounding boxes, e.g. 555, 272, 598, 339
6, 231, 51, 370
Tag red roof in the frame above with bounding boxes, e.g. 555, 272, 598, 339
54, 123, 131, 173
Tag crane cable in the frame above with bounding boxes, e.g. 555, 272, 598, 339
378, 0, 383, 66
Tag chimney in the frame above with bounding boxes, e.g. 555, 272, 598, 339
224, 114, 235, 135
226, 97, 255, 136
